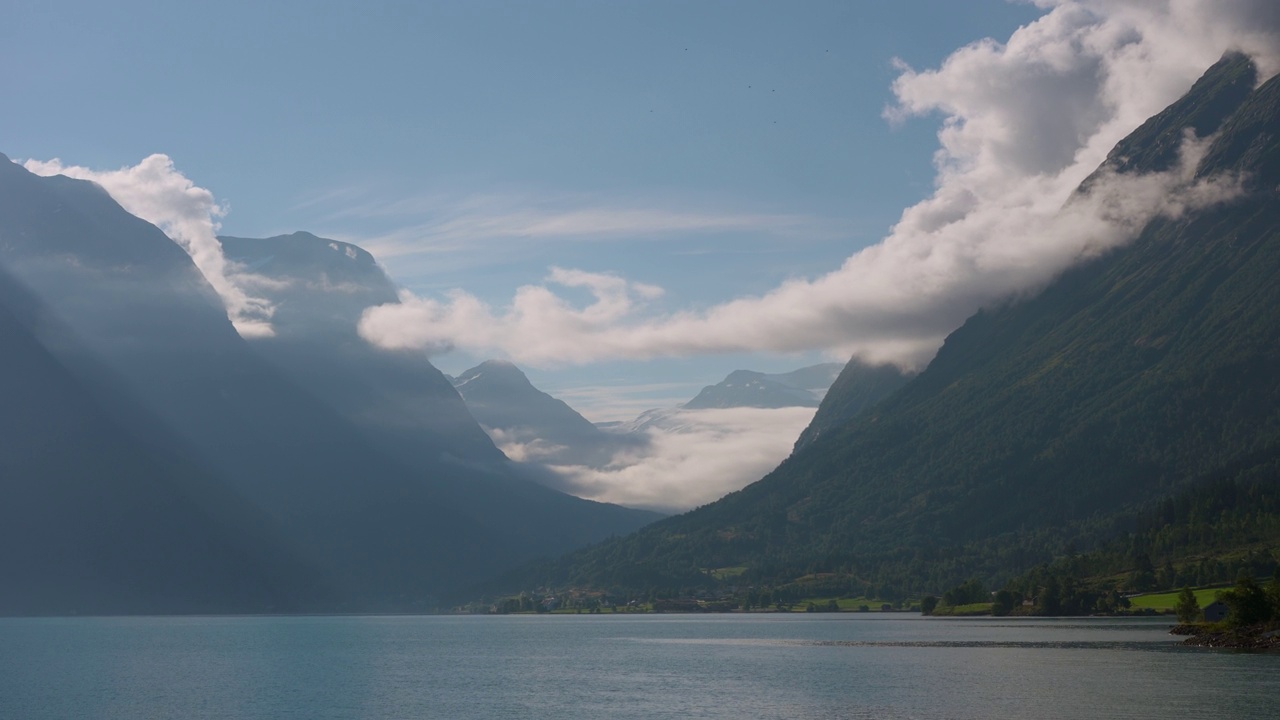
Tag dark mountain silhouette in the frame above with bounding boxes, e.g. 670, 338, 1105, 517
219, 232, 503, 468
0, 161, 654, 613
792, 361, 913, 449
504, 53, 1280, 596
0, 267, 327, 615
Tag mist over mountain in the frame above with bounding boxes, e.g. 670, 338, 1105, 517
452, 360, 847, 468
491, 53, 1280, 598
0, 266, 326, 614
220, 231, 399, 334
451, 360, 645, 469
451, 360, 853, 511
219, 232, 503, 468
0, 159, 655, 614
9, 41, 1276, 616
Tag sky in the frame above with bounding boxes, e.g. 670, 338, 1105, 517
3, 0, 1050, 419
8, 0, 1279, 511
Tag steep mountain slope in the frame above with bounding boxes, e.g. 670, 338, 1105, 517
221, 232, 656, 524
522, 53, 1280, 596
0, 268, 325, 615
451, 361, 828, 511
0, 162, 655, 612
682, 363, 844, 410
452, 360, 643, 468
450, 360, 847, 471
792, 361, 913, 449
219, 232, 503, 467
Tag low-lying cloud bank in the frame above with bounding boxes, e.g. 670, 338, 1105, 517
538, 407, 818, 513
359, 0, 1280, 369
23, 155, 277, 338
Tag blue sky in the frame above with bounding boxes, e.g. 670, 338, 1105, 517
6, 0, 1268, 421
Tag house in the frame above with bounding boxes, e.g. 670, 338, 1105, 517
1203, 600, 1229, 623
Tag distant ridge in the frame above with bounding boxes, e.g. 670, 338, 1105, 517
0, 165, 657, 614
452, 359, 645, 469
682, 363, 844, 410
496, 53, 1280, 597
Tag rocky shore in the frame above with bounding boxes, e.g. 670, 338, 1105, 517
1170, 623, 1280, 650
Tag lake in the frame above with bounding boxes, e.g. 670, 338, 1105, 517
1, 614, 1276, 719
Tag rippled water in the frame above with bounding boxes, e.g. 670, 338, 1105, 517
2, 614, 1276, 719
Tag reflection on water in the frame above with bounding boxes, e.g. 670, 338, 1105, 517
1, 614, 1276, 720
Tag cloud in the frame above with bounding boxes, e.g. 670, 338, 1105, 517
325, 191, 827, 262
487, 427, 572, 464
359, 266, 669, 360
23, 155, 276, 338
359, 0, 1277, 369
541, 407, 817, 513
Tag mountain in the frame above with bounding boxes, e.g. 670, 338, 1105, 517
609, 363, 855, 435
682, 363, 844, 410
0, 162, 655, 613
792, 361, 914, 449
451, 360, 643, 468
0, 267, 326, 615
501, 53, 1280, 598
449, 361, 842, 510
219, 232, 503, 467
451, 361, 849, 460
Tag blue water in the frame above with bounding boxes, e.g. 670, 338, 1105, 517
1, 614, 1276, 719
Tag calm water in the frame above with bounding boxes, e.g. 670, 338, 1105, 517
1, 614, 1276, 719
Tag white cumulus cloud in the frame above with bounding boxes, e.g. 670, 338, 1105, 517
23, 154, 276, 338
358, 0, 1277, 369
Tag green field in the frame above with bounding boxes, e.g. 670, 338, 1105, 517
793, 596, 912, 612
928, 602, 993, 616
1126, 587, 1224, 611
708, 566, 747, 581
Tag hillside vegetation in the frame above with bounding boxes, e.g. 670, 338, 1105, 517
474, 54, 1280, 605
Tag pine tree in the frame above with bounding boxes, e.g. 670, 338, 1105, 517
1219, 576, 1270, 628
1174, 586, 1200, 623
1265, 571, 1280, 619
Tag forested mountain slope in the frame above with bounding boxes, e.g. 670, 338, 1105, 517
792, 361, 913, 450
513, 53, 1280, 597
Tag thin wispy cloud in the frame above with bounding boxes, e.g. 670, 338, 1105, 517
360, 0, 1278, 369
317, 191, 831, 260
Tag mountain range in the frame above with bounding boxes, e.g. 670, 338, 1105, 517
681, 364, 845, 410
450, 359, 645, 468
0, 163, 655, 614
451, 360, 870, 462
484, 52, 1280, 600
450, 358, 907, 484
6, 52, 1278, 615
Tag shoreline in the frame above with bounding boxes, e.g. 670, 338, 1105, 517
1170, 623, 1280, 650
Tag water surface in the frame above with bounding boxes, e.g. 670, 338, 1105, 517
2, 614, 1275, 719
